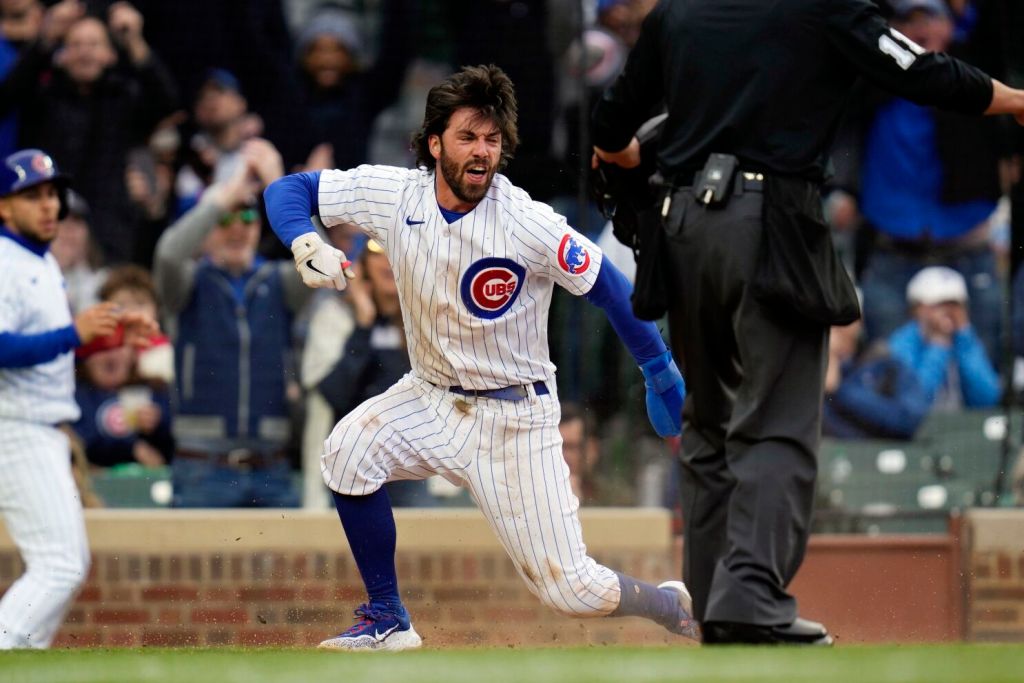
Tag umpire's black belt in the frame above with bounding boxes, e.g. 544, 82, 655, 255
672, 169, 766, 194
438, 381, 549, 401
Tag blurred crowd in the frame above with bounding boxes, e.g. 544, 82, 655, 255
2, 0, 1022, 508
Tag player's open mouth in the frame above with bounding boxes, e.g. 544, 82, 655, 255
465, 165, 489, 183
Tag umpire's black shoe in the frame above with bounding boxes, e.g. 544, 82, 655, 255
702, 617, 833, 646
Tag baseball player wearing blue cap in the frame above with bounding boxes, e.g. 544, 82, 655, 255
0, 149, 156, 648
265, 65, 693, 651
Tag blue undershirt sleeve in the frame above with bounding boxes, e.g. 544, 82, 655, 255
0, 325, 80, 368
263, 171, 322, 248
583, 260, 667, 365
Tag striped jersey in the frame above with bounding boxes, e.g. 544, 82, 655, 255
318, 165, 604, 390
0, 235, 79, 424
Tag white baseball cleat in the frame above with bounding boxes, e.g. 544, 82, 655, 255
658, 580, 701, 640
318, 604, 423, 652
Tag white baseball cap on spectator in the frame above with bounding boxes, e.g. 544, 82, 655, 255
906, 266, 968, 306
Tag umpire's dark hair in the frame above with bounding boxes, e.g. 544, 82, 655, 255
411, 64, 519, 171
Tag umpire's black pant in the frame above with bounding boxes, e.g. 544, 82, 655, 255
664, 185, 827, 627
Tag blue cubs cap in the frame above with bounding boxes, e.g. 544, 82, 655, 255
0, 149, 70, 197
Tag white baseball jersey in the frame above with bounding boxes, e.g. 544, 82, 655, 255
317, 166, 623, 617
0, 233, 89, 649
0, 236, 80, 425
317, 165, 604, 390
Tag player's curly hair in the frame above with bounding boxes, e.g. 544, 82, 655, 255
412, 64, 519, 171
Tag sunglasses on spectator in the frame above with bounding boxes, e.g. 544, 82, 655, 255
218, 208, 259, 226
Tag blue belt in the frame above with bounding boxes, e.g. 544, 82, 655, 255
446, 381, 549, 401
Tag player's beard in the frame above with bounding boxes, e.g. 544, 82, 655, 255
439, 147, 495, 206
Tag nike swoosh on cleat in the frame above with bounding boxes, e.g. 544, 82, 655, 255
305, 259, 331, 277
405, 217, 426, 226
373, 625, 399, 642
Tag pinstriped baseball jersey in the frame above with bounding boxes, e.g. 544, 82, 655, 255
317, 165, 624, 617
317, 165, 604, 390
0, 237, 79, 424
323, 374, 621, 616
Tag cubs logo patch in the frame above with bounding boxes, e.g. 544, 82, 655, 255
31, 153, 54, 175
98, 399, 130, 438
460, 258, 526, 319
557, 233, 591, 276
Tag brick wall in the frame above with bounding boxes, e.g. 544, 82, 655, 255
0, 509, 681, 648
965, 509, 1024, 642
2, 509, 1000, 647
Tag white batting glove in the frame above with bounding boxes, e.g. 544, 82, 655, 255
290, 232, 353, 290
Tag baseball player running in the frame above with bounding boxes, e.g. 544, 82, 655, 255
265, 65, 693, 651
0, 149, 155, 649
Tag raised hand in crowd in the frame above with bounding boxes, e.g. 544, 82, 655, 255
73, 302, 120, 344
107, 1, 149, 65
73, 301, 158, 347
119, 309, 159, 347
919, 302, 970, 348
242, 137, 285, 189
39, 0, 83, 49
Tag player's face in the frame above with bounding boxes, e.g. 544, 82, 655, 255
0, 182, 62, 243
431, 107, 502, 211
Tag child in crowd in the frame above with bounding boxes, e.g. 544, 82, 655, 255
72, 266, 173, 468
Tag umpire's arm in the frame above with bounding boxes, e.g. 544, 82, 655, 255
825, 0, 1021, 118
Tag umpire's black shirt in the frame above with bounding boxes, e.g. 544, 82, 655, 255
592, 0, 994, 182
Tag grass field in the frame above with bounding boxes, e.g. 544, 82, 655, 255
2, 645, 1023, 683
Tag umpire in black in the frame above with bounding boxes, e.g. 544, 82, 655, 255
592, 0, 1024, 645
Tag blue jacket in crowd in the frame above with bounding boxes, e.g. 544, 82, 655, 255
173, 257, 294, 446
823, 354, 930, 440
888, 321, 1000, 408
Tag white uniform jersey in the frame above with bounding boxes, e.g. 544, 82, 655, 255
318, 165, 604, 390
0, 236, 79, 424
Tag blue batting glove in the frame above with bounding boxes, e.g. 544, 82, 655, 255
640, 351, 686, 438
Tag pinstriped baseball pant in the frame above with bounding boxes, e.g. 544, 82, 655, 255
0, 419, 90, 649
322, 374, 622, 617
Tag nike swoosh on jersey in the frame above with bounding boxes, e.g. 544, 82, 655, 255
405, 217, 426, 226
305, 259, 331, 277
374, 625, 399, 641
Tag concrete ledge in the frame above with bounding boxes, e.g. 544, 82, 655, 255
0, 507, 672, 553
964, 509, 1024, 553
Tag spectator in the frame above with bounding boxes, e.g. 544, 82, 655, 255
823, 315, 930, 440
97, 264, 173, 384
889, 266, 1000, 411
130, 0, 311, 167
0, 0, 44, 157
558, 402, 600, 502
72, 265, 174, 469
48, 190, 105, 315
173, 69, 265, 218
846, 0, 1006, 360
301, 237, 432, 507
124, 111, 186, 268
0, 0, 178, 263
154, 138, 309, 508
293, 0, 413, 172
